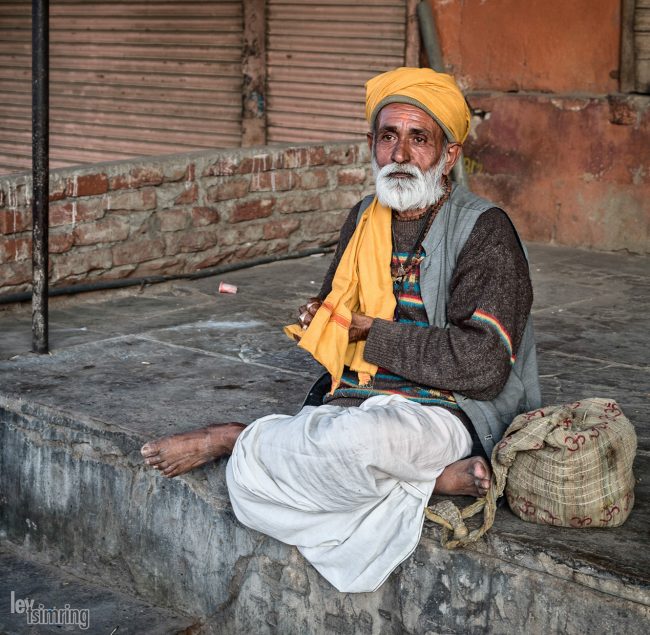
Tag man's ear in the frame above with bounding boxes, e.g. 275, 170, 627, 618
444, 143, 463, 175
367, 132, 374, 153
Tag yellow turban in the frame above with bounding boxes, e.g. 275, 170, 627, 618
365, 67, 471, 143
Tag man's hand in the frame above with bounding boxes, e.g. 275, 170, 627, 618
349, 312, 374, 343
297, 300, 373, 341
297, 297, 322, 330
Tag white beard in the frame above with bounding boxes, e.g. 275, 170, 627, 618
372, 151, 447, 212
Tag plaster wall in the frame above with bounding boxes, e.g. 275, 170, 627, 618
464, 93, 649, 253
429, 0, 621, 93
428, 0, 649, 254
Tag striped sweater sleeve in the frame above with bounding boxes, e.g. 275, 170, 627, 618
363, 208, 533, 401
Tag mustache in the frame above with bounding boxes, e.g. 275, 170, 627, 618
379, 163, 422, 179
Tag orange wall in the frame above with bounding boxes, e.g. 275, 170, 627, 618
429, 0, 621, 93
425, 0, 649, 254
463, 94, 649, 254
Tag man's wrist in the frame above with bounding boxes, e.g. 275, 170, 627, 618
363, 318, 390, 363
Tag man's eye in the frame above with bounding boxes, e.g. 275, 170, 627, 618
381, 134, 394, 142
414, 136, 427, 144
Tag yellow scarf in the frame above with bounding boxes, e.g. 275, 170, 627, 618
284, 197, 396, 392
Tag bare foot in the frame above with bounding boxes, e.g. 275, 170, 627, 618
433, 456, 491, 498
140, 423, 246, 478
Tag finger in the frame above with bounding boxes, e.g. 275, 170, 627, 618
300, 297, 320, 314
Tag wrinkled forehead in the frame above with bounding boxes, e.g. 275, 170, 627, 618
374, 103, 445, 137
371, 96, 454, 142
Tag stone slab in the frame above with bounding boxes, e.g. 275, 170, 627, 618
1, 398, 648, 635
1, 336, 313, 438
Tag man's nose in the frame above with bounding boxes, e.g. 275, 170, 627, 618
391, 138, 410, 164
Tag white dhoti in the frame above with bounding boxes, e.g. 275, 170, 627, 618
225, 394, 472, 593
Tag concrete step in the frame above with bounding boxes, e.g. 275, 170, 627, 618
0, 544, 196, 634
1, 393, 648, 634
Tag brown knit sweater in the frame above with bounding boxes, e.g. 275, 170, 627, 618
318, 201, 533, 412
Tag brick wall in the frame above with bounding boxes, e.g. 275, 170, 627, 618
0, 142, 373, 297
2, 128, 646, 300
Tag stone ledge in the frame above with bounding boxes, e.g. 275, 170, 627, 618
0, 394, 648, 634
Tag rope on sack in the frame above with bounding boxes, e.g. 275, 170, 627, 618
425, 483, 497, 549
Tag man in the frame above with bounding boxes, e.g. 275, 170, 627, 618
141, 67, 540, 593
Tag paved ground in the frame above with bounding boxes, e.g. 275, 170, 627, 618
1, 243, 648, 442
0, 544, 195, 634
0, 242, 648, 633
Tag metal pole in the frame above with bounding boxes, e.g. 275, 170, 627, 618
416, 1, 469, 188
416, 1, 445, 74
32, 0, 49, 353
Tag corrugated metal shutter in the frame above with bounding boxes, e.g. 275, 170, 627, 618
266, 0, 407, 143
636, 0, 650, 92
0, 0, 243, 176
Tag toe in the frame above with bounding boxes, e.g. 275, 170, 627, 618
472, 458, 488, 479
471, 459, 492, 489
162, 465, 179, 477
141, 443, 159, 457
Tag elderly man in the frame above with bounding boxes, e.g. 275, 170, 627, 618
141, 67, 540, 593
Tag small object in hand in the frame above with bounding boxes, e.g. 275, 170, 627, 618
219, 281, 238, 294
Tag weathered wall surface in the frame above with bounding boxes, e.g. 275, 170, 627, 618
429, 0, 649, 255
1, 0, 648, 295
429, 0, 621, 93
464, 94, 649, 253
0, 142, 372, 297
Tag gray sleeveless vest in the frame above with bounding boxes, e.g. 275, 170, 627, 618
357, 185, 541, 457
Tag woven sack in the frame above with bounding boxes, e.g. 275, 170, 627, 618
425, 398, 637, 549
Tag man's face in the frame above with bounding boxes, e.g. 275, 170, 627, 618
368, 103, 460, 212
370, 103, 447, 174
